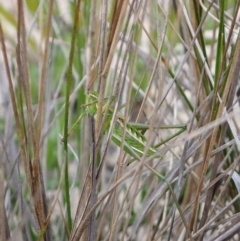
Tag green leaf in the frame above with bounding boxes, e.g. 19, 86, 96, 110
25, 0, 40, 12
0, 5, 17, 27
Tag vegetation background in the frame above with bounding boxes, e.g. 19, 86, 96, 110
0, 0, 240, 240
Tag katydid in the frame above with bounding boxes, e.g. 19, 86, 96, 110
65, 91, 186, 161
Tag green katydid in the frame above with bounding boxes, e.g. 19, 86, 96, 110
65, 91, 186, 161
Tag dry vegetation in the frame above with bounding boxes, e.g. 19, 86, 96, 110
0, 0, 240, 240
